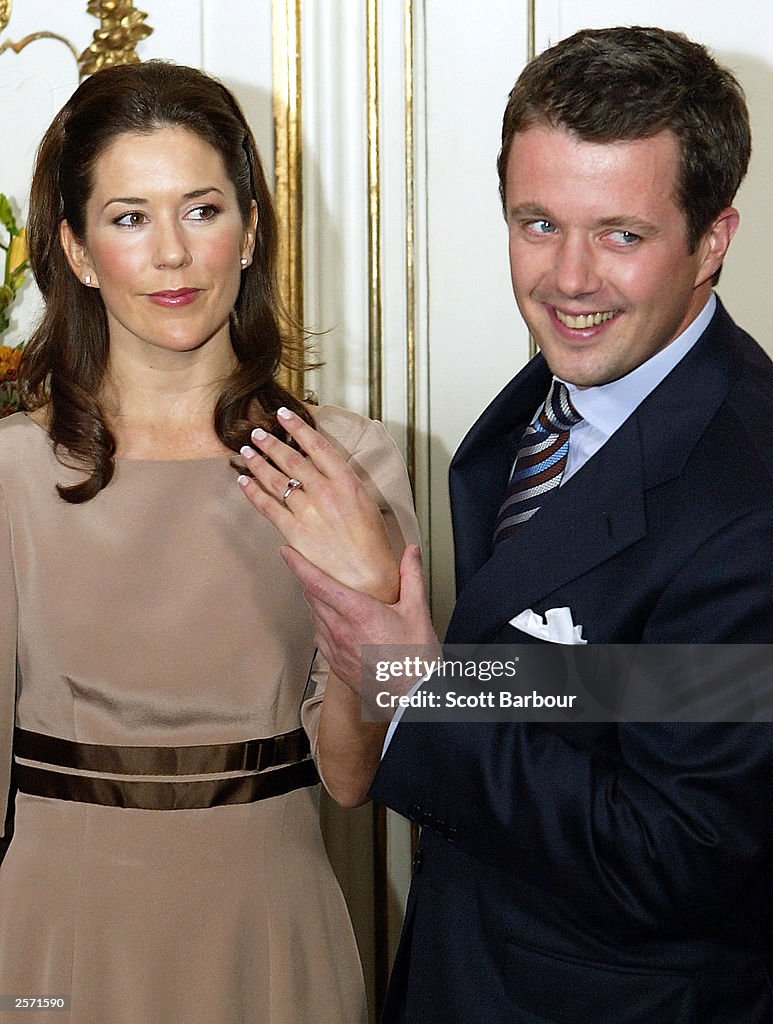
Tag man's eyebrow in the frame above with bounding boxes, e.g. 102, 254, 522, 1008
507, 203, 551, 220
593, 215, 659, 234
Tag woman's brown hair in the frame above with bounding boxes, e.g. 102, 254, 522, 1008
22, 60, 312, 502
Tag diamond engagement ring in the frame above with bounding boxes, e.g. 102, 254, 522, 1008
282, 478, 304, 505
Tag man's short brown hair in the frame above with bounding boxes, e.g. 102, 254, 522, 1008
497, 26, 751, 251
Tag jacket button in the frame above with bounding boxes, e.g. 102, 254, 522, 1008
412, 848, 424, 873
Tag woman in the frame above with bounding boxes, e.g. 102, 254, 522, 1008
0, 61, 416, 1023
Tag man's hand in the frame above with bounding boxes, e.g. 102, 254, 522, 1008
281, 543, 441, 705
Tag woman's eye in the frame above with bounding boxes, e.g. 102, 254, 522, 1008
114, 211, 147, 228
187, 204, 219, 221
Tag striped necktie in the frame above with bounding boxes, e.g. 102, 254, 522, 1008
492, 380, 582, 545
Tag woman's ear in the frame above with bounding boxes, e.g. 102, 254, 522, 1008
240, 201, 258, 266
60, 220, 98, 287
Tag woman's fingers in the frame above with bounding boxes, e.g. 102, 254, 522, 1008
237, 472, 296, 529
238, 408, 341, 509
245, 423, 316, 484
238, 409, 400, 601
239, 441, 308, 508
240, 408, 368, 518
252, 408, 350, 481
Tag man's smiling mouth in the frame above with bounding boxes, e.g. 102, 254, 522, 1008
554, 309, 619, 329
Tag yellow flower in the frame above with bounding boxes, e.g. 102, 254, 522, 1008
0, 343, 22, 381
8, 228, 27, 276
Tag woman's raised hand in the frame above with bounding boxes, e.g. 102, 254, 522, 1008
238, 407, 400, 604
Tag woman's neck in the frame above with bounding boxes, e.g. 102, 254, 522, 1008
100, 340, 239, 460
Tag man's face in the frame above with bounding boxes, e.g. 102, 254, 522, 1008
504, 126, 736, 387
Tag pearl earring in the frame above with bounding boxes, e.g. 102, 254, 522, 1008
84, 275, 92, 285
240, 257, 249, 268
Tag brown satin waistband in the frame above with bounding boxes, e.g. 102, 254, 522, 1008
12, 727, 320, 810
13, 726, 311, 775
14, 759, 320, 810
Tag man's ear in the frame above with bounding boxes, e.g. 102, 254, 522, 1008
60, 220, 98, 287
694, 207, 740, 288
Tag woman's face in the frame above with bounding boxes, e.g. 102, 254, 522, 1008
61, 125, 256, 363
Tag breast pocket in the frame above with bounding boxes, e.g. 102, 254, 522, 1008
503, 939, 696, 1024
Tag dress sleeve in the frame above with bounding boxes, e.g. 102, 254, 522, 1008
301, 413, 420, 762
0, 479, 17, 838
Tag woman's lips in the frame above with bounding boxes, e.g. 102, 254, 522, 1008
147, 288, 201, 307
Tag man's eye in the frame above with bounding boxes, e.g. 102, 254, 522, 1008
526, 220, 556, 234
609, 230, 640, 245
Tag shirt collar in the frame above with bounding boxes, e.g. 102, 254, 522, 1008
559, 292, 716, 438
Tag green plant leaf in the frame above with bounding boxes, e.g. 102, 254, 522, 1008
0, 194, 18, 235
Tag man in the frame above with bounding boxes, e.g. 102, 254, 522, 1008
284, 27, 773, 1023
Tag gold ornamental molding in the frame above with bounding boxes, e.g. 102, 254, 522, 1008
528, 0, 536, 61
0, 30, 79, 64
0, 1, 152, 78
366, 0, 382, 422
366, 3, 385, 1006
272, 0, 304, 397
80, 1, 152, 75
364, 0, 419, 474
403, 0, 417, 488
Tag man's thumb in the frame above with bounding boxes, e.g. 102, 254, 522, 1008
399, 544, 426, 601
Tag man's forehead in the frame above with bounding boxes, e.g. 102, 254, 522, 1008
504, 126, 683, 220
508, 122, 680, 153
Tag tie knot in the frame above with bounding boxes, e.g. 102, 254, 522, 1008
539, 380, 582, 432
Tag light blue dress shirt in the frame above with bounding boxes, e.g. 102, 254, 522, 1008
560, 292, 716, 481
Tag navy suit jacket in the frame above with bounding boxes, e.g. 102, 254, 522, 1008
370, 300, 773, 1024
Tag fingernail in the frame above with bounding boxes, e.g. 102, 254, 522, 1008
237, 475, 251, 487
240, 445, 255, 459
251, 427, 267, 442
277, 407, 292, 420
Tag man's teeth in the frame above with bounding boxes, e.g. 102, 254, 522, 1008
555, 309, 617, 329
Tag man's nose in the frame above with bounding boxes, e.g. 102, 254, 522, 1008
552, 235, 601, 297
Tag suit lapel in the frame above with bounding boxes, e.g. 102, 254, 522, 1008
445, 299, 742, 644
448, 357, 552, 592
446, 418, 648, 642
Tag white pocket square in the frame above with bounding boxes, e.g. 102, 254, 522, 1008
509, 607, 587, 644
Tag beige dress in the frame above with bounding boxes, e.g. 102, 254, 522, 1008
0, 407, 417, 1024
